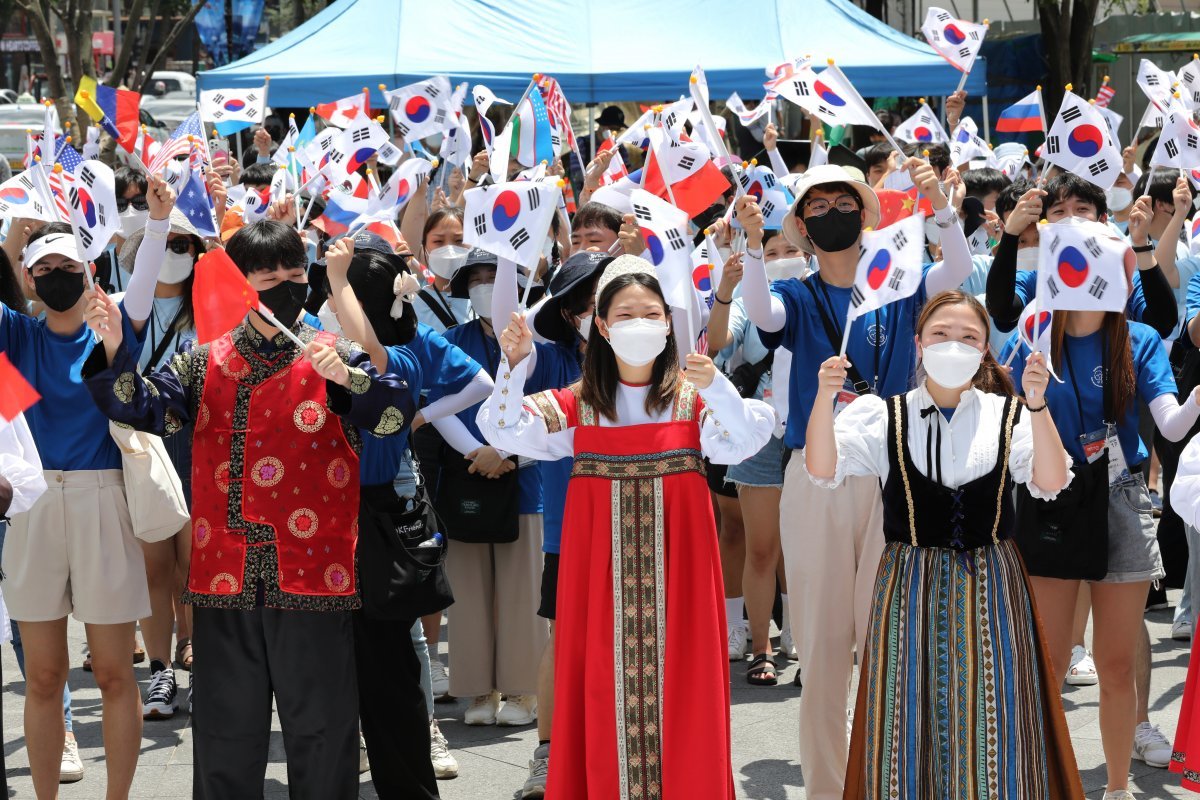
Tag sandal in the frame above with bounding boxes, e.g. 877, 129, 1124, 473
746, 654, 778, 686
175, 637, 194, 672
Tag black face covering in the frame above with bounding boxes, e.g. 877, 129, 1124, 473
804, 209, 862, 253
257, 279, 309, 327
33, 269, 86, 313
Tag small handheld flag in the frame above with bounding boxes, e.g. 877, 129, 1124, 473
0, 169, 57, 221
894, 101, 949, 144
462, 179, 561, 268
1035, 217, 1131, 314
192, 249, 262, 344
74, 76, 141, 153
845, 214, 926, 352
0, 353, 40, 422
64, 160, 118, 262
199, 86, 266, 137
315, 89, 371, 129
1042, 89, 1122, 190
384, 77, 453, 143
921, 7, 988, 89
995, 89, 1045, 134
1150, 106, 1200, 171
1180, 56, 1200, 109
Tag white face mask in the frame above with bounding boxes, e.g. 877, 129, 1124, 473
317, 300, 342, 335
921, 340, 984, 390
606, 318, 669, 367
1106, 186, 1133, 213
576, 313, 592, 340
158, 251, 194, 285
766, 256, 807, 282
468, 283, 494, 319
119, 207, 148, 239
1015, 247, 1039, 270
427, 244, 471, 280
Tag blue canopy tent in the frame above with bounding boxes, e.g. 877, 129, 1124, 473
197, 0, 985, 107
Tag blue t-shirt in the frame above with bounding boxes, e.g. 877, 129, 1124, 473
537, 341, 582, 554
1006, 321, 1175, 467
1008, 269, 1150, 331
357, 324, 482, 485
760, 270, 930, 450
302, 310, 323, 330
1, 301, 144, 471
438, 320, 575, 514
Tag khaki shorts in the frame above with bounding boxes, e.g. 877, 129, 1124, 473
2, 469, 150, 625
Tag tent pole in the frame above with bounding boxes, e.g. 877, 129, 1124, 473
981, 94, 990, 141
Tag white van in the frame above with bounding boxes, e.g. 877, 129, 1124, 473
148, 71, 197, 97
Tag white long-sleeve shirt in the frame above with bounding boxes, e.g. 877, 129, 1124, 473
808, 384, 1071, 501
477, 354, 776, 465
1171, 435, 1200, 532
0, 413, 47, 516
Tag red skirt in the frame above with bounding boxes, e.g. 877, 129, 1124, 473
547, 420, 734, 800
1173, 633, 1200, 790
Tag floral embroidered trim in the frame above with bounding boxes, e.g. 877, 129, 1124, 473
293, 399, 327, 433
288, 508, 319, 539
113, 372, 137, 403
529, 391, 568, 433
374, 406, 406, 436
348, 367, 372, 395
573, 449, 704, 480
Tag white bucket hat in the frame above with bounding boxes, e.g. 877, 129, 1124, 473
781, 164, 881, 255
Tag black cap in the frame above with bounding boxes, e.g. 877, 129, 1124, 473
597, 105, 625, 128
532, 251, 613, 343
449, 248, 499, 298
825, 144, 868, 175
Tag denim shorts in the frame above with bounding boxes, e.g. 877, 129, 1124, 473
1097, 473, 1164, 584
726, 434, 787, 489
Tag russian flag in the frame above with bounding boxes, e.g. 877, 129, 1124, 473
996, 90, 1044, 134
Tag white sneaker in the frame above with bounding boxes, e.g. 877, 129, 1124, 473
430, 719, 459, 779
497, 694, 538, 726
430, 657, 451, 700
1066, 645, 1099, 686
359, 733, 369, 774
1132, 721, 1172, 768
779, 627, 798, 661
1173, 617, 1194, 641
521, 742, 550, 798
1103, 791, 1136, 800
728, 621, 748, 661
464, 691, 500, 726
59, 736, 84, 783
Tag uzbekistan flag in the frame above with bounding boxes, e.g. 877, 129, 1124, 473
74, 75, 140, 153
995, 90, 1044, 134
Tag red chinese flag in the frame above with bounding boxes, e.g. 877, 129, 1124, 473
0, 353, 40, 422
192, 249, 259, 344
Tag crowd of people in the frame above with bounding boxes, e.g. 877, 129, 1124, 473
2, 69, 1200, 800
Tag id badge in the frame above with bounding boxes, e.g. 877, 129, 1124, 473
1079, 428, 1107, 464
1104, 424, 1131, 485
833, 379, 859, 419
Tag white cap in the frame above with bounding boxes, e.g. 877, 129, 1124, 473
781, 165, 880, 255
22, 232, 82, 270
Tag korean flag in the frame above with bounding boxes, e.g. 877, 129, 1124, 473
848, 214, 926, 322
921, 7, 988, 74
1150, 109, 1200, 171
1035, 217, 1131, 314
384, 76, 453, 143
1042, 90, 1122, 190
1017, 302, 1054, 354
0, 170, 56, 222
895, 102, 950, 145
65, 160, 118, 261
463, 179, 561, 268
629, 188, 693, 313
735, 165, 794, 230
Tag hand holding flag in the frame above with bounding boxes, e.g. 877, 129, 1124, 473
921, 7, 988, 85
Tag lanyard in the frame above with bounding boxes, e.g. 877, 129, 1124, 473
1061, 332, 1111, 434
813, 276, 881, 392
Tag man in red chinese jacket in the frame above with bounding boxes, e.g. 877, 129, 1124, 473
82, 221, 416, 799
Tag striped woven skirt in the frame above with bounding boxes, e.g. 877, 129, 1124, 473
843, 538, 1083, 800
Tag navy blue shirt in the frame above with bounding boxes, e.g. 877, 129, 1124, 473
537, 340, 583, 554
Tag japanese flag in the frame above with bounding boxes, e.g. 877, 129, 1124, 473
199, 86, 266, 135
1017, 302, 1054, 354
323, 118, 390, 182
0, 169, 57, 222
463, 179, 561, 268
1150, 108, 1200, 170
895, 103, 949, 144
921, 7, 987, 74
385, 76, 453, 143
773, 62, 880, 129
64, 160, 118, 261
848, 214, 926, 322
1035, 217, 1131, 314
629, 188, 693, 312
1179, 56, 1200, 109
735, 164, 794, 230
1042, 90, 1122, 190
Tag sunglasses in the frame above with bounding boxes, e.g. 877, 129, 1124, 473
166, 238, 194, 255
117, 195, 149, 213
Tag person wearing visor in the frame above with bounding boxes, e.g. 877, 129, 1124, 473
737, 158, 973, 799
1, 174, 175, 799
81, 219, 417, 798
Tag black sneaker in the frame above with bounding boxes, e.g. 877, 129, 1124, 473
143, 667, 179, 719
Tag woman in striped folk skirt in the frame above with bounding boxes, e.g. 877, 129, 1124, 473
804, 291, 1084, 799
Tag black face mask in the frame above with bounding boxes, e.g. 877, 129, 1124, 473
256, 279, 309, 327
33, 269, 86, 313
804, 209, 862, 253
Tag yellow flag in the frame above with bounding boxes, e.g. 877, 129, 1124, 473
74, 75, 104, 125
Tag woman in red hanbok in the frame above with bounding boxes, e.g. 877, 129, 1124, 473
479, 256, 775, 799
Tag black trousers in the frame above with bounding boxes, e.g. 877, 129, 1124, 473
354, 612, 439, 799
192, 605, 359, 800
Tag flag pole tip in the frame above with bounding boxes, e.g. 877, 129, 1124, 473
431, 158, 440, 167
826, 58, 835, 66
288, 112, 295, 119
982, 18, 990, 24
264, 75, 270, 81
1036, 84, 1042, 91
78, 90, 89, 100
1064, 83, 1073, 91
1103, 75, 1110, 82
557, 179, 566, 188
378, 84, 387, 91
919, 97, 926, 104
750, 158, 758, 166
689, 76, 698, 84
862, 226, 873, 232
922, 149, 930, 156
309, 106, 316, 113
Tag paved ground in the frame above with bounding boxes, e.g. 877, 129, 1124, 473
0, 594, 1194, 799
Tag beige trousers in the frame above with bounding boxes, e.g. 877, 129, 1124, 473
780, 452, 885, 800
446, 513, 549, 698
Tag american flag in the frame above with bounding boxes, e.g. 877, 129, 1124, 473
148, 112, 210, 175
45, 139, 82, 222
1094, 82, 1116, 108
538, 76, 576, 152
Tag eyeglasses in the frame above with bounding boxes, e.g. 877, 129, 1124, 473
117, 195, 149, 213
166, 238, 194, 255
803, 194, 861, 217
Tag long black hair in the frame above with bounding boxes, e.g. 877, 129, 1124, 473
0, 248, 24, 311
341, 250, 418, 346
578, 271, 679, 422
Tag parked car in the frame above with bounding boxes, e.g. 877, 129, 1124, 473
0, 104, 48, 170
140, 91, 199, 129
0, 90, 18, 105
147, 71, 196, 97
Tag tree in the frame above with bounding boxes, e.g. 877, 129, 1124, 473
1036, 0, 1103, 117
